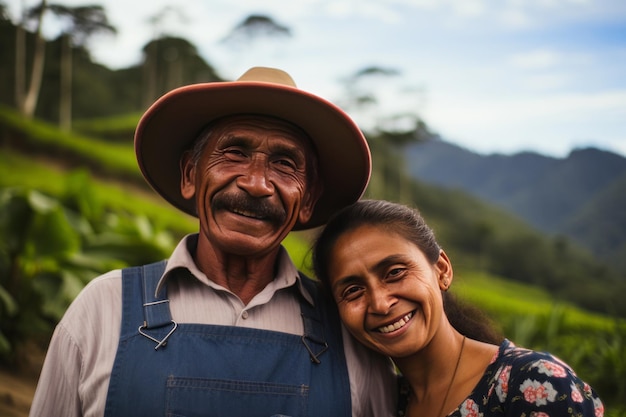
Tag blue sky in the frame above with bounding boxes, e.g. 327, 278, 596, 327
8, 0, 626, 158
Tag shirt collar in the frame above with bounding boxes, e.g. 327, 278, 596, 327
156, 233, 314, 306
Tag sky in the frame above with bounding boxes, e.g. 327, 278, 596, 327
7, 0, 626, 158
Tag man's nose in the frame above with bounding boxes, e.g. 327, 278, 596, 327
236, 156, 274, 197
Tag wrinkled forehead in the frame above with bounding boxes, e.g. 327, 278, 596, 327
201, 114, 315, 150
190, 114, 320, 185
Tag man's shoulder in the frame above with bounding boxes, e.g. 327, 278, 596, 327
81, 269, 123, 294
62, 270, 123, 322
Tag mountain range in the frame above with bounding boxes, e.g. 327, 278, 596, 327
404, 139, 626, 275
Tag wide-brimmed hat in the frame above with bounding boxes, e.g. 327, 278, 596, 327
135, 66, 371, 230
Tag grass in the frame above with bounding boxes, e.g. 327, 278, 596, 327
453, 268, 621, 334
3, 104, 622, 337
0, 150, 197, 236
1, 105, 139, 180
2, 140, 618, 339
0, 142, 624, 406
72, 113, 142, 137
3, 106, 625, 408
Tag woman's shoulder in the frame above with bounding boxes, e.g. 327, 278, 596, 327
495, 339, 583, 382
478, 339, 604, 416
497, 339, 567, 367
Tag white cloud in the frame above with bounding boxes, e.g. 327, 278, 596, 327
449, 0, 487, 17
523, 73, 574, 90
509, 49, 561, 70
5, 0, 626, 157
424, 89, 626, 156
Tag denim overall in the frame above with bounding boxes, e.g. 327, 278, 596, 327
104, 261, 351, 417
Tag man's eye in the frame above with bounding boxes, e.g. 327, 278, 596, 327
221, 149, 248, 162
274, 158, 297, 171
224, 148, 245, 156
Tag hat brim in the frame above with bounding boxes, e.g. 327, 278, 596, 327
135, 81, 371, 230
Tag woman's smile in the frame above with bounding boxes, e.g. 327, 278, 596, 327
376, 311, 415, 334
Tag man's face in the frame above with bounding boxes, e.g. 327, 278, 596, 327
181, 115, 320, 256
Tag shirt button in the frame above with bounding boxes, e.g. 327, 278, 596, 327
241, 310, 249, 319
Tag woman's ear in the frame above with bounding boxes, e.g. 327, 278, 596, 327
180, 151, 196, 200
436, 250, 454, 291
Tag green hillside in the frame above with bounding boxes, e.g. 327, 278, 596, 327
405, 138, 626, 276
1, 105, 625, 412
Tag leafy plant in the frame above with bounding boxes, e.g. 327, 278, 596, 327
0, 177, 176, 364
454, 270, 626, 409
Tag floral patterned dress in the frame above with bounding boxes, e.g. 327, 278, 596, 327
397, 339, 604, 417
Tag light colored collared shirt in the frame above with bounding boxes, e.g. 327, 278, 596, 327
29, 234, 396, 417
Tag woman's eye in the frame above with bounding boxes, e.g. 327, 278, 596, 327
342, 286, 363, 300
387, 268, 406, 281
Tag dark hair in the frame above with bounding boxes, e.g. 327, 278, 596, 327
312, 199, 502, 344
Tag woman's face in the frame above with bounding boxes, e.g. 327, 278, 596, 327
327, 224, 452, 359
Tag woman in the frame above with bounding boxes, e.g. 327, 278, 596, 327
312, 199, 604, 417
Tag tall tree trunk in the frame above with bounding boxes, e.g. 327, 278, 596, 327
59, 34, 72, 131
14, 17, 25, 110
143, 42, 158, 108
22, 0, 48, 118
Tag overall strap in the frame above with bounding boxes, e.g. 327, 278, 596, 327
298, 272, 352, 415
135, 260, 178, 349
140, 260, 170, 327
299, 273, 330, 364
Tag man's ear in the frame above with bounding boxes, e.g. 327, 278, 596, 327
180, 151, 196, 200
297, 181, 323, 225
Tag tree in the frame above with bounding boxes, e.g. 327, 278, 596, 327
141, 36, 220, 103
221, 14, 291, 45
20, 0, 47, 118
218, 14, 292, 71
19, 2, 115, 127
43, 4, 116, 130
11, 1, 26, 113
143, 6, 187, 107
343, 66, 432, 202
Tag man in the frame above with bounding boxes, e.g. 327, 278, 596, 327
29, 67, 396, 417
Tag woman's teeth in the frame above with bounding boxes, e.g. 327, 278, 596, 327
378, 312, 413, 334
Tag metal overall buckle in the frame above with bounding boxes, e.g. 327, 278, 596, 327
138, 320, 178, 350
301, 335, 329, 364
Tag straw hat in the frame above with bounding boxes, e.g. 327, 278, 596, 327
134, 66, 371, 230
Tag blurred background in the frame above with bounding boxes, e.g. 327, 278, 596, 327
1, 0, 625, 415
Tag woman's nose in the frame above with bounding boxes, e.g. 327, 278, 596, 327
367, 285, 396, 315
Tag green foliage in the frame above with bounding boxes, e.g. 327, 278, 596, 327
405, 140, 626, 284
1, 31, 624, 407
0, 105, 139, 181
0, 150, 197, 236
453, 270, 626, 409
72, 113, 142, 141
369, 157, 626, 317
0, 181, 177, 364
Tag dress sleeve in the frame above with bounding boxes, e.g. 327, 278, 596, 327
505, 352, 604, 417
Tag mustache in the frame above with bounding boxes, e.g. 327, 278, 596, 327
212, 193, 287, 224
